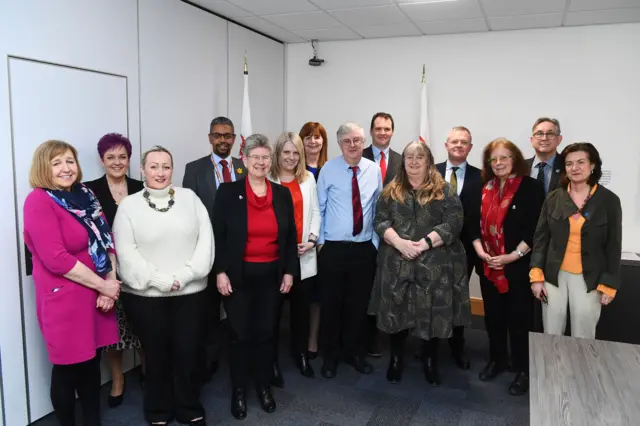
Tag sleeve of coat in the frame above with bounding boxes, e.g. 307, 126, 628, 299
282, 188, 301, 278
598, 191, 623, 290
432, 184, 464, 246
212, 184, 230, 275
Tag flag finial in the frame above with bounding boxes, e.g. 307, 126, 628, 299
421, 64, 425, 83
244, 51, 248, 75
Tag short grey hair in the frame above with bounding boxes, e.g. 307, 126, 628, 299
243, 133, 273, 157
142, 145, 173, 167
209, 116, 234, 133
336, 122, 365, 143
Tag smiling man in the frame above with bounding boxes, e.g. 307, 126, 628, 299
182, 116, 246, 383
363, 112, 402, 186
526, 117, 564, 195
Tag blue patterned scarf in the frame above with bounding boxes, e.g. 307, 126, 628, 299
46, 183, 114, 275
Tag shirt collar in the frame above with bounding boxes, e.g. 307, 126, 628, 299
446, 159, 467, 171
341, 156, 365, 171
371, 144, 390, 159
532, 152, 556, 169
211, 152, 230, 165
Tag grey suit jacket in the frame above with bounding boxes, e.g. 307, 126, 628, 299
526, 153, 563, 194
182, 154, 246, 222
363, 145, 402, 186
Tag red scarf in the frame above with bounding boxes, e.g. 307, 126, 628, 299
480, 176, 523, 293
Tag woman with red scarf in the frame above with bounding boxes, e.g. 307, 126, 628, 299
470, 138, 544, 397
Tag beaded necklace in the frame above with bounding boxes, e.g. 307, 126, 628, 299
143, 188, 175, 212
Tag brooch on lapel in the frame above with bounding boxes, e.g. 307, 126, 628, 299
239, 195, 243, 200
555, 169, 560, 173
512, 205, 516, 210
237, 168, 243, 175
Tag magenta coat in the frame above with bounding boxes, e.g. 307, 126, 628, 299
23, 188, 118, 365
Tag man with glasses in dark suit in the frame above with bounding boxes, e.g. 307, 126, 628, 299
526, 117, 564, 195
183, 116, 246, 382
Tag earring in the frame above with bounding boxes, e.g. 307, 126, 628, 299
591, 169, 594, 174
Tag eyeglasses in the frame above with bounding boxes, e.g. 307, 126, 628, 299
533, 131, 558, 140
247, 155, 271, 162
340, 137, 363, 146
210, 133, 236, 141
488, 155, 513, 164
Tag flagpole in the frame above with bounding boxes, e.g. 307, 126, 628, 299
240, 51, 253, 160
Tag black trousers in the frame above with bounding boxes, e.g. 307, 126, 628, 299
479, 273, 533, 373
223, 261, 281, 389
122, 291, 206, 423
50, 354, 101, 426
204, 272, 223, 364
274, 276, 312, 358
448, 249, 479, 352
319, 240, 377, 359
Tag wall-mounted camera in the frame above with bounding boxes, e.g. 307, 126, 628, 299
308, 40, 325, 67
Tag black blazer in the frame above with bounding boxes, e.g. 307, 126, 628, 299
212, 179, 300, 286
183, 155, 246, 223
363, 145, 402, 186
435, 161, 482, 248
469, 176, 545, 282
84, 174, 144, 226
526, 153, 563, 194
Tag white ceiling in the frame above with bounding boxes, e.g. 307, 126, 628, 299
189, 0, 640, 43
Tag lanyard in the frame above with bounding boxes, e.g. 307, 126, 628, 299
211, 156, 232, 184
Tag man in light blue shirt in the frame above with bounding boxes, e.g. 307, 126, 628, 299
317, 122, 382, 379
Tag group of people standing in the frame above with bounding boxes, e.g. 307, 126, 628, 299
23, 112, 622, 426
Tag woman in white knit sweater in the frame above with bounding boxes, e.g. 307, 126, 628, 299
113, 146, 214, 426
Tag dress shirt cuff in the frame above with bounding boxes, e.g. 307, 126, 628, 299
597, 284, 617, 298
529, 268, 545, 284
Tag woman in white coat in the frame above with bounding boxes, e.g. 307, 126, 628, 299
269, 132, 321, 383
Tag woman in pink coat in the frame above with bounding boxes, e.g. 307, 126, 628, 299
23, 140, 120, 426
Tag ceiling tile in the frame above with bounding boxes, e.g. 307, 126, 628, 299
293, 27, 363, 41
416, 18, 488, 35
564, 7, 640, 25
569, 0, 640, 12
226, 0, 318, 15
265, 29, 307, 42
489, 13, 562, 30
189, 0, 254, 18
352, 22, 422, 38
479, 0, 566, 17
328, 5, 410, 26
311, 0, 393, 9
399, 0, 484, 22
235, 16, 289, 33
262, 11, 343, 31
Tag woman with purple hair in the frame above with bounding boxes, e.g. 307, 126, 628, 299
85, 133, 144, 408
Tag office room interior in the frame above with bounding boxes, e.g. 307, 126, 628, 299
1, 0, 639, 425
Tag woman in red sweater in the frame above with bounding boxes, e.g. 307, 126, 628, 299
213, 134, 299, 420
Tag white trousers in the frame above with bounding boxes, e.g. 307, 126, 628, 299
543, 270, 602, 339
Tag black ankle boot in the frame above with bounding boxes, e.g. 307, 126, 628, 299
230, 388, 247, 420
293, 352, 315, 378
256, 386, 276, 413
270, 362, 284, 388
386, 354, 403, 384
423, 356, 441, 386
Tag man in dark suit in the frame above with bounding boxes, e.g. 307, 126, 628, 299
525, 117, 563, 333
182, 116, 246, 382
526, 117, 563, 196
362, 112, 402, 357
435, 125, 481, 370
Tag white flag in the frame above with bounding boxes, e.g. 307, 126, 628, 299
239, 59, 252, 160
419, 65, 430, 149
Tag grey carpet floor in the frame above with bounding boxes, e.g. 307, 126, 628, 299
33, 316, 529, 425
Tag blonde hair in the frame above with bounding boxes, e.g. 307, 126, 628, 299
270, 132, 308, 183
381, 141, 446, 205
29, 140, 83, 189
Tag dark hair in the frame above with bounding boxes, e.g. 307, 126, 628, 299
97, 133, 132, 159
481, 138, 529, 183
532, 117, 561, 135
298, 121, 328, 168
209, 116, 234, 133
559, 142, 602, 187
370, 112, 394, 131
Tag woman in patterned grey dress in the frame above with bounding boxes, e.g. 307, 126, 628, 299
369, 141, 471, 386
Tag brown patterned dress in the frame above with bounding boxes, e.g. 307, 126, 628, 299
368, 184, 471, 340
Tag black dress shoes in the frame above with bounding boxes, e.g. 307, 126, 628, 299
256, 387, 276, 413
230, 388, 247, 420
451, 351, 471, 370
423, 357, 441, 386
107, 378, 126, 408
293, 352, 315, 378
321, 358, 338, 378
479, 361, 505, 382
386, 355, 403, 384
508, 372, 529, 396
346, 355, 374, 375
270, 363, 284, 388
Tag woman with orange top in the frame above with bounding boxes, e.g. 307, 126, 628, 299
269, 132, 321, 383
530, 142, 622, 339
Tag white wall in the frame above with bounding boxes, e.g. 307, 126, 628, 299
286, 24, 640, 259
0, 0, 284, 424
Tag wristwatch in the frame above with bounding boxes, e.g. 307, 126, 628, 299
425, 236, 433, 250
515, 249, 524, 258
308, 239, 318, 247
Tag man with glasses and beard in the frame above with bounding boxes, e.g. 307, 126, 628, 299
183, 116, 247, 382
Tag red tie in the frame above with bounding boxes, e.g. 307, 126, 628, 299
220, 159, 232, 183
380, 151, 387, 182
350, 166, 363, 236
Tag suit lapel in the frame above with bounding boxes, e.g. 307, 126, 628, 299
363, 146, 374, 162
436, 162, 446, 179
232, 157, 247, 179
202, 159, 218, 207
549, 154, 563, 192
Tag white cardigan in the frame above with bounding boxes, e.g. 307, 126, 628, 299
271, 171, 321, 280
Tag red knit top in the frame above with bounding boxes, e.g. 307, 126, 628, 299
244, 178, 278, 262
